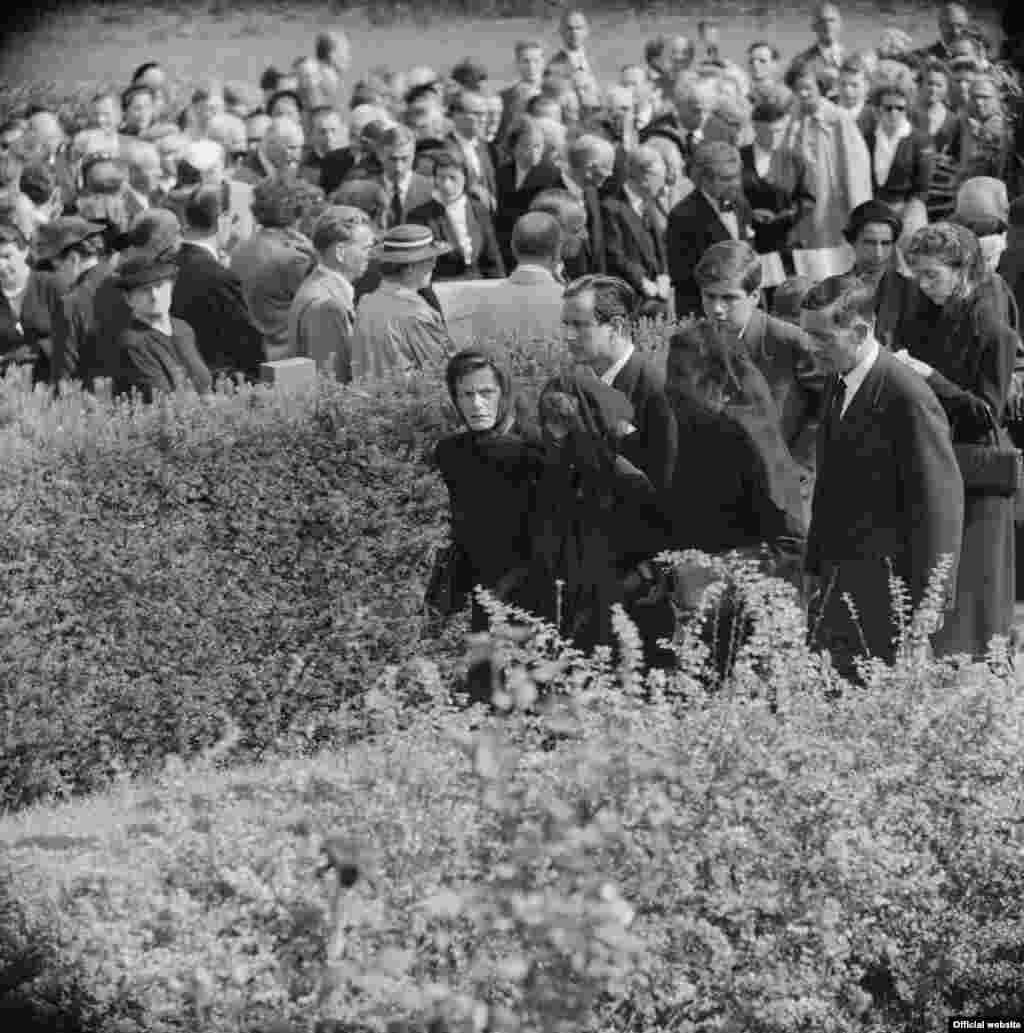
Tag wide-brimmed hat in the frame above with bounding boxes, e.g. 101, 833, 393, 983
115, 246, 179, 290
370, 224, 451, 264
843, 199, 903, 244
34, 215, 107, 263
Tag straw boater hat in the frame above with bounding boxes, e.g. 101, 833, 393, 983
370, 224, 451, 264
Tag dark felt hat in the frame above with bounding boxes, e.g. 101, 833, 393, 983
34, 215, 107, 263
115, 246, 179, 289
843, 200, 904, 244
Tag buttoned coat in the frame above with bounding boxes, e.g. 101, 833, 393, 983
172, 242, 264, 380
806, 348, 964, 670
599, 185, 668, 297
864, 127, 934, 207
666, 190, 754, 318
407, 197, 505, 280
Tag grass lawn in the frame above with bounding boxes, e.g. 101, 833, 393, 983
0, 0, 1003, 97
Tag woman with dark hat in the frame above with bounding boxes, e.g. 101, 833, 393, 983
896, 222, 1017, 658
433, 348, 541, 632
111, 247, 211, 402
517, 369, 672, 654
0, 221, 61, 382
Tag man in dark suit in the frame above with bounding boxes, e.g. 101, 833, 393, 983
172, 185, 265, 381
566, 133, 617, 275
407, 149, 504, 280
374, 125, 435, 229
790, 1, 846, 102
494, 117, 565, 269
447, 89, 497, 211
497, 40, 545, 151
562, 274, 677, 492
600, 145, 670, 317
800, 278, 964, 677
666, 141, 753, 318
299, 106, 355, 196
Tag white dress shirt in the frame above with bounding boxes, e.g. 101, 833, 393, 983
600, 343, 635, 386
443, 194, 475, 266
622, 182, 646, 219
873, 120, 912, 186
456, 135, 482, 181
702, 190, 739, 240
752, 144, 773, 180
839, 336, 880, 418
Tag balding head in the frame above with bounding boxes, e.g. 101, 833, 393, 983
530, 188, 587, 259
511, 210, 562, 266
27, 111, 64, 158
264, 116, 305, 173
181, 138, 227, 183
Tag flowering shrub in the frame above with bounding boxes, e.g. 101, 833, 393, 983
2, 558, 1024, 1032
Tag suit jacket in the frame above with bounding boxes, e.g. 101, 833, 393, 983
172, 242, 264, 380
287, 263, 357, 381
407, 197, 505, 280
610, 351, 677, 493
806, 348, 964, 667
494, 159, 566, 267
599, 186, 667, 296
375, 171, 435, 228
468, 264, 565, 348
791, 42, 845, 100
666, 189, 753, 318
0, 271, 60, 382
497, 83, 540, 150
229, 227, 317, 361
563, 182, 607, 278
864, 127, 934, 206
446, 133, 497, 206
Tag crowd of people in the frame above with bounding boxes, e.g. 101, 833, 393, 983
2, 2, 1024, 677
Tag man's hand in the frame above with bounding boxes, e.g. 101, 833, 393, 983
1006, 371, 1024, 422
655, 273, 671, 300
641, 277, 659, 299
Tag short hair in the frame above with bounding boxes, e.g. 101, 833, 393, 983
690, 140, 741, 181
328, 179, 389, 222
506, 115, 545, 152
260, 66, 282, 92
131, 61, 162, 83
311, 205, 370, 252
923, 58, 953, 83
695, 241, 763, 293
748, 41, 780, 60
563, 274, 638, 324
431, 149, 467, 175
121, 83, 155, 110
378, 124, 415, 151
644, 36, 668, 63
449, 88, 487, 116
560, 8, 587, 28
784, 56, 833, 94
515, 38, 544, 59
626, 145, 665, 182
568, 133, 616, 172
267, 89, 304, 116
525, 95, 563, 120
19, 161, 56, 206
451, 60, 489, 91
511, 210, 562, 261
839, 52, 871, 78
251, 176, 324, 229
91, 89, 120, 108
182, 184, 224, 234
771, 276, 814, 322
870, 78, 915, 109
800, 279, 877, 326
0, 222, 29, 249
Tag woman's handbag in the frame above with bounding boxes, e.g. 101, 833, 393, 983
953, 405, 1024, 498
424, 541, 468, 618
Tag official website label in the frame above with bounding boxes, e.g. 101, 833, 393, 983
949, 1019, 1023, 1031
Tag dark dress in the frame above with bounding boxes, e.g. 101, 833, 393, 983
433, 424, 541, 628
0, 271, 61, 382
112, 316, 213, 402
903, 290, 1017, 657
740, 144, 814, 256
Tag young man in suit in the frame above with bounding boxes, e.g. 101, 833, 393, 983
172, 184, 265, 382
600, 145, 670, 317
666, 141, 752, 318
407, 149, 504, 280
447, 90, 497, 211
498, 41, 546, 150
494, 117, 565, 269
375, 125, 435, 229
287, 205, 374, 382
791, 1, 846, 102
800, 279, 964, 677
562, 274, 677, 492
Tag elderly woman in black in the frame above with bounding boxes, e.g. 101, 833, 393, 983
518, 369, 672, 654
433, 348, 540, 630
0, 222, 59, 382
896, 222, 1017, 657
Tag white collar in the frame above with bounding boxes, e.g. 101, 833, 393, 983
317, 262, 355, 302
188, 237, 222, 262
600, 343, 635, 385
839, 336, 880, 415
622, 181, 645, 214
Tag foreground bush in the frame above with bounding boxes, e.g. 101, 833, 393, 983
1, 568, 1023, 1032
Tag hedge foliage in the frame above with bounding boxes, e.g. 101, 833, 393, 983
1, 570, 1023, 1033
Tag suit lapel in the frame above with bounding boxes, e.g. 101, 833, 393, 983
835, 352, 887, 439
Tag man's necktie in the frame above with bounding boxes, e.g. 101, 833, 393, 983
829, 377, 847, 436
390, 185, 403, 228
719, 199, 735, 213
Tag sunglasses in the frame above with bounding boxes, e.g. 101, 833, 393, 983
881, 103, 907, 112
